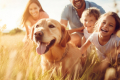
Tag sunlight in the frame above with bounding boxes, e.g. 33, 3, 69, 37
0, 0, 119, 32
0, 0, 28, 31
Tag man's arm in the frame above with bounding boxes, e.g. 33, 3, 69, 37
60, 19, 84, 34
68, 26, 84, 34
60, 19, 68, 27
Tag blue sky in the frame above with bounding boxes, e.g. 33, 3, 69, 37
0, 0, 120, 32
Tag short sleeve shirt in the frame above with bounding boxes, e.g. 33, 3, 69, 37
89, 32, 120, 59
61, 1, 105, 29
84, 28, 92, 40
84, 28, 94, 54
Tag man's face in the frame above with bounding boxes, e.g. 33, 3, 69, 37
70, 0, 85, 9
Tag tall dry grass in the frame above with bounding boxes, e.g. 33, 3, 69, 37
0, 33, 96, 80
0, 32, 120, 80
0, 33, 43, 80
0, 33, 82, 80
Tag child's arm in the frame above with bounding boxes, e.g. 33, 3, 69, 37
81, 36, 86, 46
80, 39, 91, 56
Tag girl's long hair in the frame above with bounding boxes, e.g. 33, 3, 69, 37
20, 0, 44, 27
94, 12, 120, 34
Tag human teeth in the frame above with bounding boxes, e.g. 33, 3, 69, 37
76, 2, 80, 5
33, 14, 36, 16
32, 13, 37, 16
101, 29, 107, 32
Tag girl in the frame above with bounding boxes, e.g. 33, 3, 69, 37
80, 12, 120, 72
20, 0, 49, 42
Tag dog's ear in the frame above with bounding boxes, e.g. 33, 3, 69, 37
59, 24, 71, 47
30, 25, 34, 41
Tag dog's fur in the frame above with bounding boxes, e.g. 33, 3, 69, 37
31, 18, 82, 79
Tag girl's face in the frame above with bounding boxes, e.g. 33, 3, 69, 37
98, 15, 116, 37
83, 15, 97, 33
29, 3, 40, 18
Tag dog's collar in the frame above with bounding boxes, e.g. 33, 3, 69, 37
52, 44, 69, 63
59, 44, 69, 61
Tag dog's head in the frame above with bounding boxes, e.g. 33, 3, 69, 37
31, 18, 71, 55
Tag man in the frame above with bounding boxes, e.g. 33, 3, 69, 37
60, 0, 105, 47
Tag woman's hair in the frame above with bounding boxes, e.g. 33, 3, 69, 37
95, 11, 120, 34
80, 7, 100, 23
20, 0, 44, 27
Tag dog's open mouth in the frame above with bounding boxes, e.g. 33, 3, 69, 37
36, 39, 56, 55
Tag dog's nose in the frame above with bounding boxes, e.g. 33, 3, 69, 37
34, 31, 43, 37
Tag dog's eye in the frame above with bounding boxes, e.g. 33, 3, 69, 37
36, 25, 39, 28
49, 24, 55, 28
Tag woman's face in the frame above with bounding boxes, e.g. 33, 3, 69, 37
29, 3, 40, 18
70, 0, 85, 9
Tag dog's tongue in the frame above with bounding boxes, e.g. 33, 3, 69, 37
36, 42, 46, 55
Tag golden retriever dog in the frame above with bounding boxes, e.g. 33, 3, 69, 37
31, 18, 82, 79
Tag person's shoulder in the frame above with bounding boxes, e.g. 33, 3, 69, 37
85, 1, 105, 14
111, 34, 120, 46
88, 32, 98, 40
25, 17, 32, 27
40, 11, 49, 18
85, 1, 98, 6
92, 32, 98, 35
84, 28, 87, 33
66, 3, 72, 7
91, 32, 98, 38
85, 1, 102, 8
64, 3, 72, 9
111, 34, 120, 40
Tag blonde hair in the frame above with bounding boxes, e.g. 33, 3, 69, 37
94, 11, 120, 34
80, 7, 100, 23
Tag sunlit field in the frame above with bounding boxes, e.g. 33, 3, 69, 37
0, 32, 42, 80
0, 0, 120, 79
0, 31, 120, 80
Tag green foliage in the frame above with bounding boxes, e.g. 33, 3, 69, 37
9, 28, 24, 35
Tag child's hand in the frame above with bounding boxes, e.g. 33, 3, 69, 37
81, 52, 87, 67
82, 52, 87, 58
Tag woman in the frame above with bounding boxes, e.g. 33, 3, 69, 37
21, 0, 49, 42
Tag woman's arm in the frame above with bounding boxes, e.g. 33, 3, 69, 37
25, 21, 31, 39
60, 19, 68, 27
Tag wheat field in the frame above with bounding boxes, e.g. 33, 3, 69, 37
0, 31, 120, 80
0, 33, 43, 80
